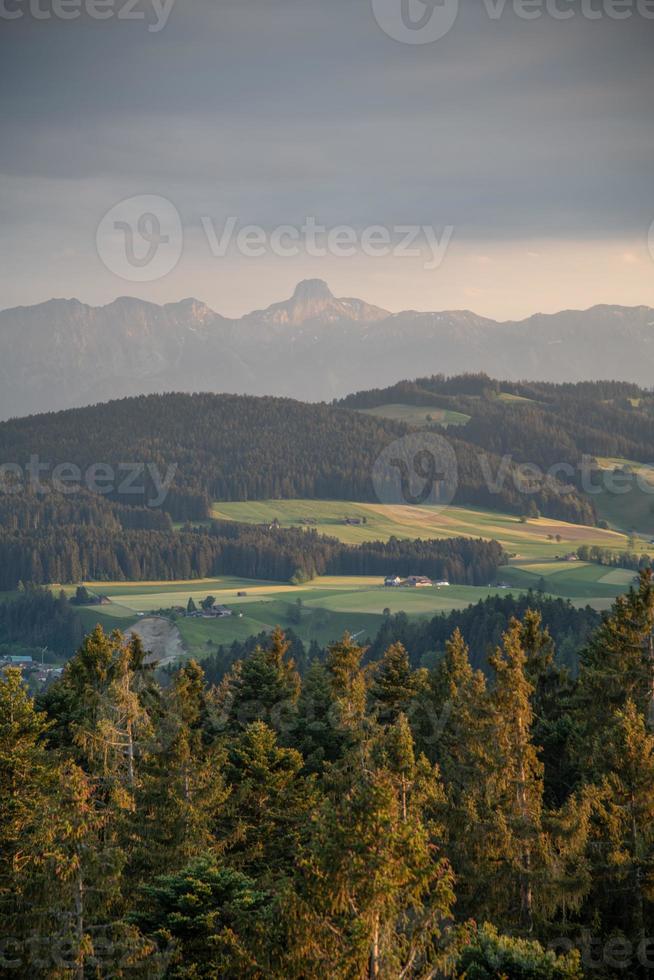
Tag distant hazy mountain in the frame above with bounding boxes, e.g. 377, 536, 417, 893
0, 279, 653, 419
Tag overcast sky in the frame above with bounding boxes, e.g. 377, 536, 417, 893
1, 0, 653, 319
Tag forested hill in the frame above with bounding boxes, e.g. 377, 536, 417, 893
338, 374, 654, 470
0, 390, 593, 525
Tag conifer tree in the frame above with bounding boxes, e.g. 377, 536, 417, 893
219, 627, 301, 737
487, 618, 546, 930
0, 668, 54, 929
577, 569, 654, 770
423, 629, 497, 919
295, 729, 455, 978
520, 609, 577, 808
324, 632, 368, 734
368, 642, 425, 724
219, 720, 317, 879
585, 699, 654, 943
135, 661, 228, 877
291, 659, 346, 771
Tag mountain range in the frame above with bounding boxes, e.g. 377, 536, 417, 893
1, 278, 653, 419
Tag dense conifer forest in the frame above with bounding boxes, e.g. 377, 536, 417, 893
339, 375, 654, 481
0, 390, 595, 523
0, 384, 618, 590
3, 572, 654, 977
0, 520, 504, 591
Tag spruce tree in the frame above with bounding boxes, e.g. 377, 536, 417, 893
368, 642, 425, 724
0, 668, 54, 930
487, 618, 546, 930
135, 661, 228, 877
324, 632, 368, 734
219, 721, 317, 879
296, 728, 455, 978
219, 627, 301, 737
585, 699, 654, 944
577, 569, 654, 770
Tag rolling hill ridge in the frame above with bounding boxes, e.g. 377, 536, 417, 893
1, 279, 653, 418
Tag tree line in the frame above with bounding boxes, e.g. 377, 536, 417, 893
3, 572, 654, 976
0, 390, 595, 524
0, 586, 83, 659
200, 592, 601, 689
0, 521, 505, 591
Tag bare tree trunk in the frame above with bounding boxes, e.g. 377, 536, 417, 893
74, 868, 85, 980
126, 718, 135, 791
647, 630, 654, 730
369, 914, 380, 979
517, 746, 533, 930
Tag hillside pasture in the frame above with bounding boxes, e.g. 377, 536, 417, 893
500, 559, 638, 601
356, 404, 471, 427
57, 576, 522, 660
592, 457, 654, 537
210, 499, 642, 557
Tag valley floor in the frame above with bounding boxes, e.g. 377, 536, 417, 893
35, 500, 650, 664
59, 558, 635, 663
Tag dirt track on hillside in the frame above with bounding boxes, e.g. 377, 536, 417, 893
125, 617, 185, 667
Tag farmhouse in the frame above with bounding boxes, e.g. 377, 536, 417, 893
434, 580, 450, 587
406, 576, 433, 588
384, 576, 402, 587
203, 604, 233, 618
0, 654, 34, 670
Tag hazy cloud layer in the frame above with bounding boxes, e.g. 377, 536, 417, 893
1, 0, 653, 316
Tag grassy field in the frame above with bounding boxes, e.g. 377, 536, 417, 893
56, 556, 644, 661
356, 404, 471, 427
210, 499, 645, 557
33, 495, 652, 663
592, 458, 654, 537
55, 577, 520, 659
500, 559, 637, 602
496, 392, 538, 406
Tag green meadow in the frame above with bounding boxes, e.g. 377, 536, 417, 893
210, 498, 644, 557
42, 496, 652, 663
500, 559, 637, 603
53, 554, 644, 662
592, 457, 654, 538
57, 577, 520, 659
356, 404, 471, 427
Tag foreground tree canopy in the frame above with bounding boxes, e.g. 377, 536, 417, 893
2, 572, 654, 977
